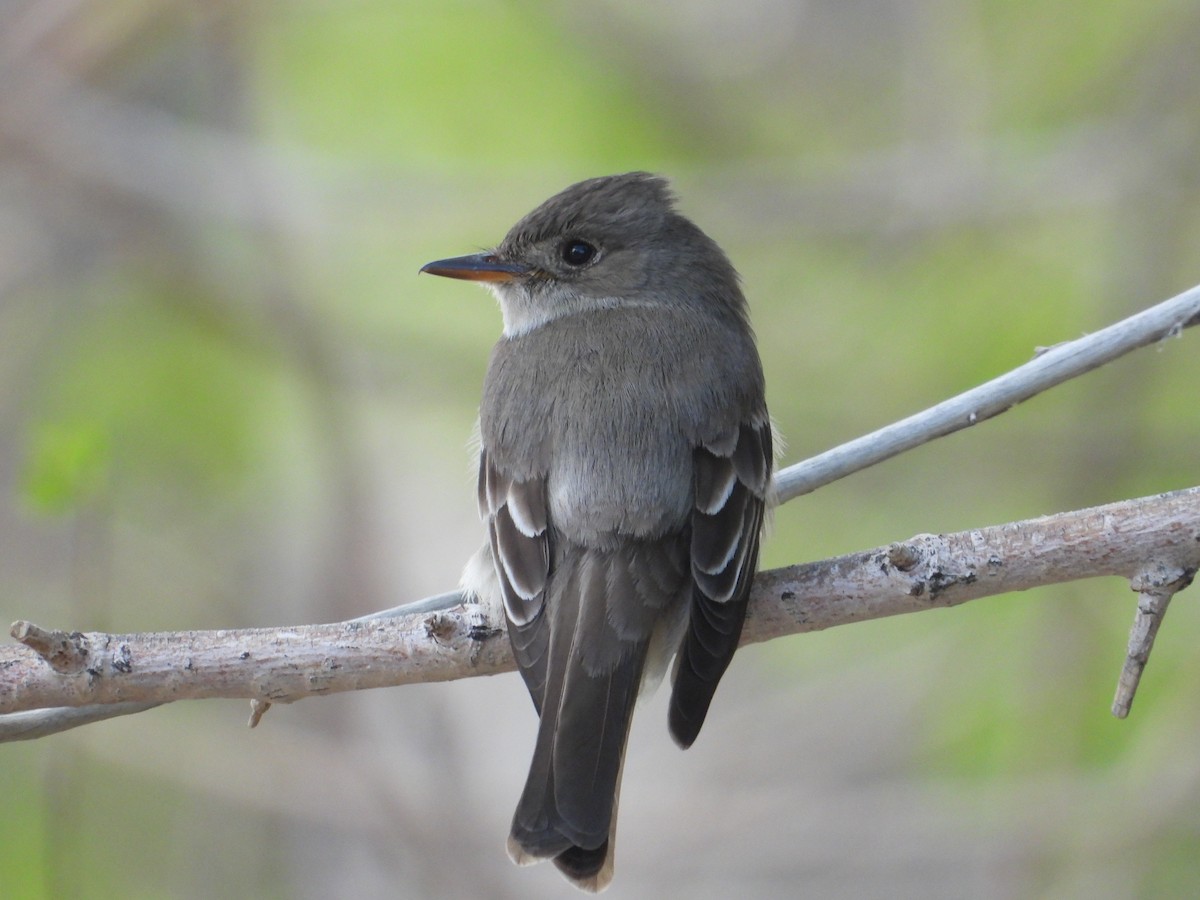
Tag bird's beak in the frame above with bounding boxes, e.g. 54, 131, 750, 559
420, 253, 529, 283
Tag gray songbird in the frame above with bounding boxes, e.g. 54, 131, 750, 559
421, 173, 771, 892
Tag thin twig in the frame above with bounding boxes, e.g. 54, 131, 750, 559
0, 702, 160, 742
1112, 563, 1197, 718
773, 281, 1200, 502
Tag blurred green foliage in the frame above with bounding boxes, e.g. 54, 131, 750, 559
21, 277, 272, 514
22, 419, 110, 514
256, 4, 677, 169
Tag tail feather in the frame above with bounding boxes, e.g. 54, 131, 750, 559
508, 641, 644, 887
507, 548, 651, 892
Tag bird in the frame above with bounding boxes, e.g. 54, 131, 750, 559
420, 172, 772, 891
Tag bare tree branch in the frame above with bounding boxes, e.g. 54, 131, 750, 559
3, 488, 1198, 734
2, 283, 1198, 742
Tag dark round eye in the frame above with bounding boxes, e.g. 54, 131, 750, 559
561, 240, 597, 267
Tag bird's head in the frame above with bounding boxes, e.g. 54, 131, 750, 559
421, 172, 744, 336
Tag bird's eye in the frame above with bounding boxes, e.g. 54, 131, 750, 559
561, 240, 597, 267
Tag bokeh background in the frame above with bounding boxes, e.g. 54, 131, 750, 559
3, 1, 1200, 897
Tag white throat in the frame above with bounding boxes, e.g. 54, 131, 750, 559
490, 284, 626, 338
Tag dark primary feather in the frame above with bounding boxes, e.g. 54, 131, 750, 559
668, 420, 772, 749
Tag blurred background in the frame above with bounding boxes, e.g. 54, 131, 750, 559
2, 1, 1199, 897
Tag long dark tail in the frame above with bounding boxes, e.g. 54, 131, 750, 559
507, 551, 650, 892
